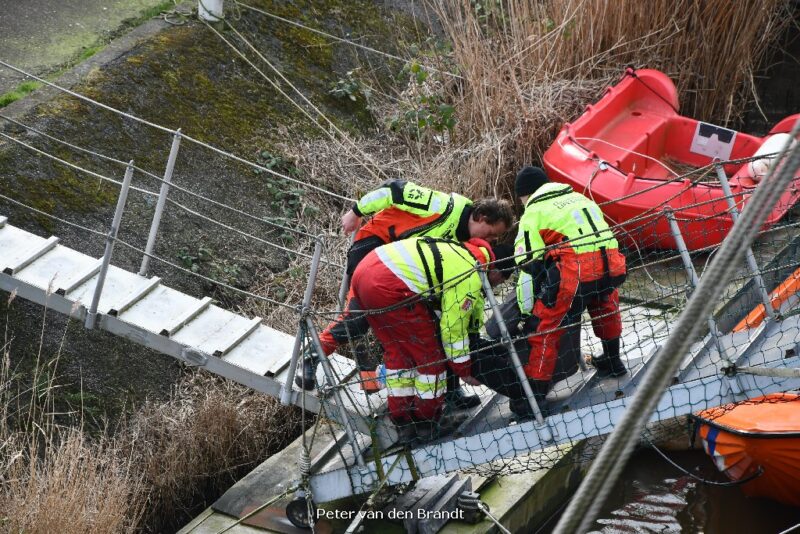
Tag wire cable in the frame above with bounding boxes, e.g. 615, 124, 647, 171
0, 113, 318, 239
210, 17, 389, 184
232, 0, 463, 80
0, 128, 336, 264
0, 59, 353, 202
0, 191, 299, 309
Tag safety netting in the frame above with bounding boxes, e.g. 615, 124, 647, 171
297, 147, 800, 488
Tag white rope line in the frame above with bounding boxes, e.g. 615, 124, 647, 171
0, 193, 108, 239
0, 113, 318, 239
0, 191, 296, 308
233, 0, 463, 80
113, 237, 296, 308
202, 20, 371, 185
0, 129, 340, 263
0, 130, 158, 197
211, 18, 388, 183
0, 59, 353, 202
573, 136, 681, 177
164, 196, 342, 268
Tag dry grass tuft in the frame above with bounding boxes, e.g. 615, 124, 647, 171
0, 325, 144, 533
121, 370, 304, 532
0, 310, 305, 533
406, 0, 794, 198
1, 429, 144, 534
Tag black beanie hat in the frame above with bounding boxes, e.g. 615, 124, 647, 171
515, 166, 549, 198
490, 243, 517, 279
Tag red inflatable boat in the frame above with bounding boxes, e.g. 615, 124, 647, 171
542, 68, 800, 250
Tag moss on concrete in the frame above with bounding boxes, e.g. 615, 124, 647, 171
0, 0, 419, 426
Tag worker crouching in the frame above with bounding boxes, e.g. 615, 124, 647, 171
349, 237, 514, 443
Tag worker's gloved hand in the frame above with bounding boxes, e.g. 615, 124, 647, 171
461, 375, 481, 387
341, 210, 362, 234
538, 263, 561, 308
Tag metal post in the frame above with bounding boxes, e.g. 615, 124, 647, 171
715, 163, 777, 321
198, 0, 224, 21
479, 268, 554, 440
305, 316, 366, 468
665, 209, 730, 363
280, 238, 324, 405
336, 232, 357, 309
139, 129, 182, 276
85, 162, 134, 329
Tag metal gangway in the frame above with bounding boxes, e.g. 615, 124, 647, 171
2, 60, 800, 531
3, 160, 800, 514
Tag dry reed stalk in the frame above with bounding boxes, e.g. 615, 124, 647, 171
423, 0, 792, 198
121, 370, 304, 532
0, 430, 144, 534
0, 311, 145, 534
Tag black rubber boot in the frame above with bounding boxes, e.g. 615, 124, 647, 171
294, 347, 319, 390
592, 338, 627, 378
412, 419, 457, 444
445, 388, 482, 410
393, 421, 417, 446
509, 379, 550, 420
445, 369, 481, 410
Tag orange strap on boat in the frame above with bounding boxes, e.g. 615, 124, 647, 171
733, 266, 800, 332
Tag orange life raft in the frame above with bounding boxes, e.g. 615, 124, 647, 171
694, 392, 800, 507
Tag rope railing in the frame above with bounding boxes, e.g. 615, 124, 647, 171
0, 113, 319, 239
0, 59, 353, 202
0, 189, 298, 309
0, 127, 342, 266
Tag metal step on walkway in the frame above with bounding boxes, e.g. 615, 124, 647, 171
0, 213, 392, 444
308, 310, 800, 503
4, 212, 800, 509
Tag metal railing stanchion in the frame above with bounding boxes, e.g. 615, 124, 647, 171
280, 237, 324, 405
479, 267, 554, 440
305, 317, 366, 468
665, 209, 733, 369
715, 163, 777, 321
139, 129, 182, 276
85, 162, 134, 329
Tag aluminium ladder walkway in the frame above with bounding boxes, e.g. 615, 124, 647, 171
0, 213, 394, 445
4, 213, 800, 507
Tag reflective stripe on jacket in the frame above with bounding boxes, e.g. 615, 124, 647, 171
353, 180, 472, 243
374, 237, 485, 364
514, 182, 625, 311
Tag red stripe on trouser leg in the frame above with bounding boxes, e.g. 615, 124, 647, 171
588, 288, 622, 340
351, 254, 446, 423
525, 267, 579, 381
413, 359, 447, 421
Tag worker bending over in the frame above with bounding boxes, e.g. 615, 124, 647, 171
507, 166, 628, 418
348, 237, 514, 442
297, 179, 514, 407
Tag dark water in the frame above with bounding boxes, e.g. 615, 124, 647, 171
543, 449, 800, 533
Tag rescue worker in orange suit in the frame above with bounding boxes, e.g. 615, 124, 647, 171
502, 166, 628, 418
296, 180, 514, 410
349, 236, 515, 442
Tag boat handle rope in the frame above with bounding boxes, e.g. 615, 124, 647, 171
646, 438, 764, 487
